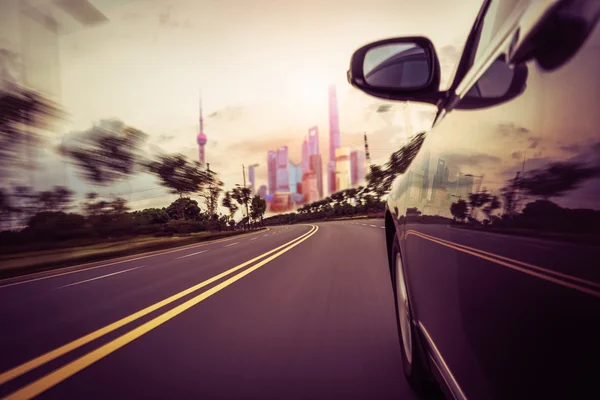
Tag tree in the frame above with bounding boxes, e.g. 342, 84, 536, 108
110, 197, 130, 215
450, 199, 468, 222
383, 131, 426, 190
59, 119, 147, 186
482, 195, 501, 219
11, 185, 37, 221
231, 186, 252, 226
512, 161, 598, 200
366, 164, 387, 201
147, 154, 214, 219
0, 188, 18, 227
200, 169, 223, 216
250, 195, 267, 225
166, 198, 201, 221
221, 191, 238, 226
132, 208, 169, 224
468, 190, 492, 219
0, 84, 64, 177
501, 185, 517, 216
81, 192, 130, 217
36, 186, 74, 213
82, 192, 109, 217
25, 211, 86, 240
147, 154, 213, 197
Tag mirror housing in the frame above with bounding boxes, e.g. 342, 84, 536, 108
347, 37, 445, 106
453, 58, 528, 110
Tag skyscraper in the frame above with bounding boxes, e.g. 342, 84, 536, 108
248, 164, 256, 194
302, 171, 319, 204
196, 96, 208, 167
350, 150, 366, 187
267, 150, 277, 195
309, 154, 323, 200
421, 150, 431, 203
432, 158, 449, 205
288, 161, 302, 194
328, 85, 341, 194
276, 146, 290, 192
258, 185, 267, 199
456, 174, 475, 200
335, 147, 351, 191
302, 138, 309, 173
308, 126, 319, 156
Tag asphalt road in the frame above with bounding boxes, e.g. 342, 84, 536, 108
0, 221, 418, 400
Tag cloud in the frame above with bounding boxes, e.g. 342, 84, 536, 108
497, 123, 530, 137
158, 4, 174, 26
442, 152, 502, 168
560, 144, 580, 153
147, 143, 164, 155
122, 12, 141, 21
528, 136, 541, 149
157, 134, 175, 143
207, 105, 245, 122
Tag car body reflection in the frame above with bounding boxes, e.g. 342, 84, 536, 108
379, 3, 600, 399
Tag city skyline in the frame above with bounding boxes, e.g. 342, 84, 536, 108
258, 84, 368, 212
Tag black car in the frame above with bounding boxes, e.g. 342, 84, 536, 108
348, 0, 600, 399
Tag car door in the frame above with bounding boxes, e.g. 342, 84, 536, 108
397, 1, 600, 399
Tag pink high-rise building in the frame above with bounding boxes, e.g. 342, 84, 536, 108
267, 150, 277, 195
328, 85, 341, 194
302, 171, 319, 204
302, 138, 309, 173
308, 126, 319, 156
196, 96, 208, 167
309, 154, 323, 200
248, 164, 256, 194
276, 146, 290, 192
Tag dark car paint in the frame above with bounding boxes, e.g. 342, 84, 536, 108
381, 1, 600, 399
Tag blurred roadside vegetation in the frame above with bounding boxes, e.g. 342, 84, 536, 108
0, 85, 268, 256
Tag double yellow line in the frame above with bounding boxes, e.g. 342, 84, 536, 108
1, 224, 318, 399
406, 229, 600, 299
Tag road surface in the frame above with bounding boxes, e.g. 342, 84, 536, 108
0, 221, 419, 400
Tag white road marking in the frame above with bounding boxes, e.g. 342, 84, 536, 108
370, 224, 379, 228
250, 237, 258, 241
0, 230, 266, 289
225, 242, 239, 247
57, 266, 143, 289
176, 250, 208, 259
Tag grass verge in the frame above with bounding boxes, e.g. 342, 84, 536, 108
0, 229, 264, 281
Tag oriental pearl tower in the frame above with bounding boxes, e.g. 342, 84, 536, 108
196, 96, 208, 168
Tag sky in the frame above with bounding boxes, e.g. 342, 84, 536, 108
29, 0, 484, 212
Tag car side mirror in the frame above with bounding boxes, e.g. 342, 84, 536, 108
347, 37, 444, 106
454, 57, 528, 110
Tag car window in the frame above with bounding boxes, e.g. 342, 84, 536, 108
473, 0, 522, 63
447, 0, 522, 93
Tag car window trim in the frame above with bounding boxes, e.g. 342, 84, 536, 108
454, 1, 529, 99
446, 0, 493, 94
